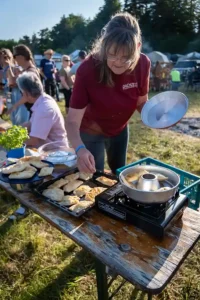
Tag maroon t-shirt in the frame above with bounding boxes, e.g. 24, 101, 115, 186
70, 53, 150, 136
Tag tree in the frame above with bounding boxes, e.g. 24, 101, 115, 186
18, 35, 32, 48
124, 0, 200, 53
86, 0, 121, 47
37, 28, 52, 54
51, 14, 87, 52
0, 39, 17, 51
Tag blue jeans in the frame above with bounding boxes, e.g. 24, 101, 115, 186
171, 82, 180, 91
80, 126, 129, 173
11, 88, 30, 125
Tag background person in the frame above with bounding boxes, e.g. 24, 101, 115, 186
17, 72, 68, 148
40, 49, 57, 98
69, 50, 87, 78
170, 68, 181, 91
59, 55, 73, 113
0, 48, 29, 125
7, 44, 41, 119
66, 12, 150, 174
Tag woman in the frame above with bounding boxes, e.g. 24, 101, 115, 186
0, 48, 29, 124
59, 55, 73, 113
7, 44, 40, 118
66, 12, 150, 174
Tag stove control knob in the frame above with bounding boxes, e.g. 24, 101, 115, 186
119, 244, 131, 252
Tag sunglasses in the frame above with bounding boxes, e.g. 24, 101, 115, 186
64, 59, 70, 62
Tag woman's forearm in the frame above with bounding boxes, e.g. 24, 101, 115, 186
66, 121, 84, 150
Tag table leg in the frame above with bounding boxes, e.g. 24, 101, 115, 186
95, 258, 109, 300
147, 293, 153, 300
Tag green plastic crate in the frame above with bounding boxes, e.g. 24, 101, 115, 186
116, 157, 200, 210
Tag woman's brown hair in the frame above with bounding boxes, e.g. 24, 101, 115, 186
91, 12, 141, 87
13, 44, 35, 64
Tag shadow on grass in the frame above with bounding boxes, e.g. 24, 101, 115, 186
32, 249, 94, 300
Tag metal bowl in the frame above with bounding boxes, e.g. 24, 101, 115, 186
119, 165, 180, 204
38, 141, 77, 167
141, 91, 189, 129
137, 173, 160, 191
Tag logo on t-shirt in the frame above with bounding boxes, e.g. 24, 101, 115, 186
123, 82, 138, 90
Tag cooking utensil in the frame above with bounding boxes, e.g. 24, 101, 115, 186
137, 173, 160, 191
119, 165, 180, 204
141, 91, 188, 129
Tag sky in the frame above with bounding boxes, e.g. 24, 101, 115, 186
0, 0, 105, 40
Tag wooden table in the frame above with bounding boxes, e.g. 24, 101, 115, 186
0, 177, 200, 300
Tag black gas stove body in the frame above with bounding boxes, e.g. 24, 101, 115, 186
95, 183, 188, 238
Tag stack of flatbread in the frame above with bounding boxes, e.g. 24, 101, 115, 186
1, 156, 54, 179
42, 171, 109, 213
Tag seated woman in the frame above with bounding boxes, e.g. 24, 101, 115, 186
16, 72, 68, 148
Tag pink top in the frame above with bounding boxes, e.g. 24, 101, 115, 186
30, 93, 68, 147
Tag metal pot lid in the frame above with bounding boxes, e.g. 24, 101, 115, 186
141, 91, 189, 129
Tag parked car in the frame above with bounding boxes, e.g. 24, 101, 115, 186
174, 60, 200, 74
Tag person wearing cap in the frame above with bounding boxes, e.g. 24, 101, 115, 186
40, 49, 57, 98
69, 50, 87, 78
59, 55, 73, 113
66, 13, 150, 175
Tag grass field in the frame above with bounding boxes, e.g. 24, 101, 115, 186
0, 91, 200, 300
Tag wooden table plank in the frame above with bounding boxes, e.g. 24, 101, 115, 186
0, 179, 199, 295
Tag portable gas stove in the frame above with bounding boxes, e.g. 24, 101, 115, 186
95, 183, 188, 238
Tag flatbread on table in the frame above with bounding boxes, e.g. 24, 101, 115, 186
59, 195, 80, 206
73, 185, 92, 197
69, 201, 93, 213
85, 187, 107, 202
79, 172, 92, 181
9, 166, 37, 179
38, 167, 54, 177
96, 176, 117, 187
2, 162, 29, 174
48, 178, 69, 189
30, 160, 49, 168
63, 180, 83, 193
64, 173, 79, 182
42, 188, 64, 201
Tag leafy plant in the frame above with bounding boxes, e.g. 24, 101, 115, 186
0, 125, 29, 151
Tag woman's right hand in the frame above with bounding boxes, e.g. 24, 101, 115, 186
76, 148, 96, 174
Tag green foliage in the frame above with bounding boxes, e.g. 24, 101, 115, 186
0, 126, 29, 151
1, 0, 200, 55
124, 0, 200, 53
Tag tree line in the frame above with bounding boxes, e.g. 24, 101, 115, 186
0, 0, 200, 55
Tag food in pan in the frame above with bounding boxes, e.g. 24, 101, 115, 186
64, 172, 79, 182
96, 176, 117, 187
9, 166, 37, 179
155, 174, 168, 181
63, 180, 83, 193
79, 172, 92, 180
69, 201, 93, 213
42, 188, 64, 201
85, 187, 107, 202
48, 178, 68, 189
2, 162, 29, 174
156, 187, 171, 192
38, 167, 54, 177
73, 185, 92, 197
29, 160, 49, 169
59, 195, 80, 206
125, 170, 149, 183
19, 156, 49, 168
